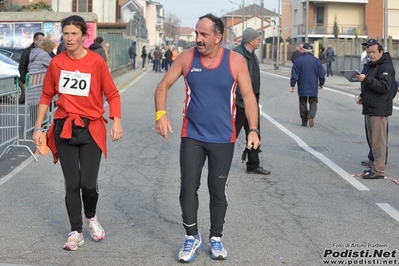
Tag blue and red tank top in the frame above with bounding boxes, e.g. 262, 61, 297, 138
182, 47, 237, 143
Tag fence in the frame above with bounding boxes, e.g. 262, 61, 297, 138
0, 75, 38, 161
0, 71, 56, 162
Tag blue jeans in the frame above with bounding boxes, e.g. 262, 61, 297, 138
326, 60, 333, 76
142, 58, 146, 68
153, 59, 160, 72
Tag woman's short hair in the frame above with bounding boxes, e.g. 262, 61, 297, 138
61, 15, 88, 36
39, 38, 56, 52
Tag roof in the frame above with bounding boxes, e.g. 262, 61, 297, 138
97, 22, 128, 28
178, 27, 194, 36
223, 3, 279, 18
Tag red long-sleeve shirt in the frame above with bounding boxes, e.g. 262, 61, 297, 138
40, 49, 121, 163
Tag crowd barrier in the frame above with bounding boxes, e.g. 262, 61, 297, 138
0, 71, 56, 162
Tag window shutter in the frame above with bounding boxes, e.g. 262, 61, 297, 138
88, 0, 92, 12
72, 0, 77, 12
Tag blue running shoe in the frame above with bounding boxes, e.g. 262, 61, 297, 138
178, 233, 203, 263
209, 236, 227, 260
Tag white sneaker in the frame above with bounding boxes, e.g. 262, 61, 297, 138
209, 236, 227, 260
86, 215, 105, 241
178, 233, 202, 262
63, 231, 84, 251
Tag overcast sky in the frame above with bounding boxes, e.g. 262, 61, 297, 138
159, 0, 279, 28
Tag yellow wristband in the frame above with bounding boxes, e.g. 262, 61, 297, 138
155, 110, 166, 121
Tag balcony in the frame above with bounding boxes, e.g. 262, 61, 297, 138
297, 23, 367, 37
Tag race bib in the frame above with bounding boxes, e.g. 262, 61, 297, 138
59, 70, 91, 96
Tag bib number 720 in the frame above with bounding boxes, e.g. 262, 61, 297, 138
63, 77, 87, 90
59, 70, 91, 96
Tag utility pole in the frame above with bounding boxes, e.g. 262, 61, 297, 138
231, 8, 235, 49
260, 0, 264, 63
276, 0, 280, 69
384, 0, 388, 51
305, 0, 309, 43
271, 19, 276, 69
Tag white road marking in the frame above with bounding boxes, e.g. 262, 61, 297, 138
377, 203, 399, 222
260, 111, 370, 191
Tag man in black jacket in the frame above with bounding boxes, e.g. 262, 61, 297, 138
355, 40, 396, 179
233, 27, 271, 175
18, 32, 44, 103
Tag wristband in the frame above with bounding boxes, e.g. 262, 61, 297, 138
249, 128, 259, 134
33, 127, 43, 131
155, 110, 166, 121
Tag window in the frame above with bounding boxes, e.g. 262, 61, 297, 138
316, 6, 324, 24
72, 0, 92, 12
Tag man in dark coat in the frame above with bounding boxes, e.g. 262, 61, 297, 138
128, 41, 137, 70
233, 27, 271, 175
18, 32, 45, 103
88, 36, 107, 62
355, 39, 396, 179
290, 43, 325, 127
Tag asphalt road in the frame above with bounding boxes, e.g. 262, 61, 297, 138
1, 66, 399, 265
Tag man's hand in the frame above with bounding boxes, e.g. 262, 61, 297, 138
319, 85, 323, 90
247, 132, 260, 150
155, 115, 173, 140
290, 86, 295, 93
355, 74, 365, 82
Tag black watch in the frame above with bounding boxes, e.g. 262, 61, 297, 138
249, 128, 260, 134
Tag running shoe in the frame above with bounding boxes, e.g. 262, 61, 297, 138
86, 215, 105, 241
178, 233, 203, 263
63, 231, 84, 251
209, 236, 227, 260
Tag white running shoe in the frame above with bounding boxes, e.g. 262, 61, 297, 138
178, 233, 203, 262
63, 231, 84, 251
86, 215, 105, 241
209, 236, 227, 260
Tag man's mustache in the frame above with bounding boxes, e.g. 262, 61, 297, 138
197, 42, 205, 46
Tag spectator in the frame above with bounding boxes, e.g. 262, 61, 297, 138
19, 32, 45, 93
141, 45, 147, 69
88, 36, 107, 62
319, 46, 326, 71
172, 47, 178, 63
290, 43, 325, 127
152, 46, 162, 73
233, 27, 271, 175
355, 39, 395, 179
164, 46, 172, 71
57, 36, 66, 54
128, 41, 137, 70
291, 46, 302, 63
28, 38, 56, 72
104, 43, 111, 72
325, 43, 335, 76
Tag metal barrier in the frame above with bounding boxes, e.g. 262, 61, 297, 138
20, 71, 57, 157
0, 75, 38, 161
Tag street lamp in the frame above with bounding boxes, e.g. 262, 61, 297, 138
271, 20, 276, 68
229, 0, 243, 38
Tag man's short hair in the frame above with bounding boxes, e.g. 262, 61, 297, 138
33, 32, 44, 41
95, 36, 104, 44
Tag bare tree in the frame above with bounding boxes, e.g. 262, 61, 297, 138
164, 13, 181, 39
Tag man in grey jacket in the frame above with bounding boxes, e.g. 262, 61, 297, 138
88, 36, 107, 62
233, 27, 271, 175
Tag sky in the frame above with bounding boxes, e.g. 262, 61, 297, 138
159, 0, 279, 28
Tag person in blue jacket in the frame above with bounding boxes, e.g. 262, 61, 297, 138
290, 42, 325, 127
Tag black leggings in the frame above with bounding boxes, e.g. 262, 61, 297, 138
54, 120, 102, 233
179, 138, 234, 239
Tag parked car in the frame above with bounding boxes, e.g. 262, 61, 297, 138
0, 53, 24, 103
0, 46, 24, 63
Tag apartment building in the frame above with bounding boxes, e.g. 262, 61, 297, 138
284, 0, 399, 43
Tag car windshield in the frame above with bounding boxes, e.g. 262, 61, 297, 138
0, 53, 18, 67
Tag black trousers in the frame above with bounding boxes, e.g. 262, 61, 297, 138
179, 138, 234, 238
235, 104, 261, 170
54, 120, 102, 233
299, 96, 318, 125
